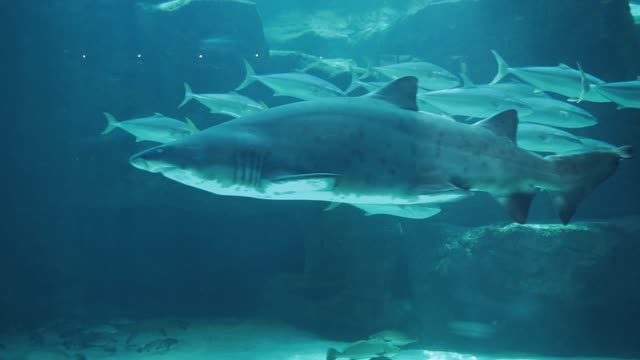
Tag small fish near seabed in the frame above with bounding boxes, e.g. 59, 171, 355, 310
368, 330, 417, 347
129, 77, 632, 225
236, 60, 347, 100
102, 112, 198, 143
490, 50, 610, 103
326, 339, 399, 360
178, 83, 267, 118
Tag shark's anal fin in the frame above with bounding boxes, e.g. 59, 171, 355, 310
473, 109, 518, 144
367, 76, 419, 111
495, 191, 537, 224
266, 173, 340, 194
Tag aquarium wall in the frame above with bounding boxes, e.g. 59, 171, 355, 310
4, 0, 640, 359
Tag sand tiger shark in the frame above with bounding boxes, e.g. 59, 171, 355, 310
129, 77, 631, 224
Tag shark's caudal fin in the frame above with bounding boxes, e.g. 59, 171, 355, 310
545, 146, 632, 224
101, 112, 119, 135
178, 82, 194, 108
235, 59, 257, 90
489, 50, 510, 85
367, 76, 418, 111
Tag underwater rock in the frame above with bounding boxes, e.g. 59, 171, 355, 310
265, 1, 639, 81
371, 0, 640, 81
405, 216, 640, 354
264, 207, 408, 338
136, 337, 178, 353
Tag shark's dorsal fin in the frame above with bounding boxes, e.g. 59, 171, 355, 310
367, 76, 418, 111
473, 110, 518, 144
154, 112, 165, 117
558, 63, 572, 69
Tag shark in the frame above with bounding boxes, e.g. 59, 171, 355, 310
129, 77, 632, 224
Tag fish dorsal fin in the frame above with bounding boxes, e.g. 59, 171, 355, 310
367, 76, 418, 111
154, 112, 165, 117
558, 63, 572, 69
473, 109, 518, 144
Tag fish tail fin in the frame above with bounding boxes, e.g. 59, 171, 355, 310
345, 69, 361, 93
185, 117, 198, 133
235, 59, 256, 90
545, 146, 632, 224
489, 50, 510, 85
576, 62, 590, 103
326, 348, 340, 360
178, 82, 193, 108
101, 112, 118, 134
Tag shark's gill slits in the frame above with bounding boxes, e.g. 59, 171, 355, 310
234, 149, 268, 188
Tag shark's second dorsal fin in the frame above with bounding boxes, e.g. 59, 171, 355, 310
367, 76, 418, 111
473, 109, 518, 143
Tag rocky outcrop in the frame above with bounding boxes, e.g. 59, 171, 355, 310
263, 206, 409, 339
263, 0, 640, 82
265, 216, 640, 355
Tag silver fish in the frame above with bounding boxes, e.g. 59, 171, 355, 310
102, 112, 197, 143
490, 50, 610, 103
236, 60, 346, 100
178, 83, 266, 118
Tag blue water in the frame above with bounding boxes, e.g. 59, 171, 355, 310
4, 0, 640, 358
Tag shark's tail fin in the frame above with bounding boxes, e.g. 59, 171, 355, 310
235, 59, 256, 90
102, 112, 119, 134
545, 146, 632, 224
178, 82, 194, 108
489, 50, 510, 85
326, 348, 340, 360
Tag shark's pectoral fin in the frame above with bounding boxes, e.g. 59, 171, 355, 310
494, 191, 537, 224
265, 173, 340, 194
